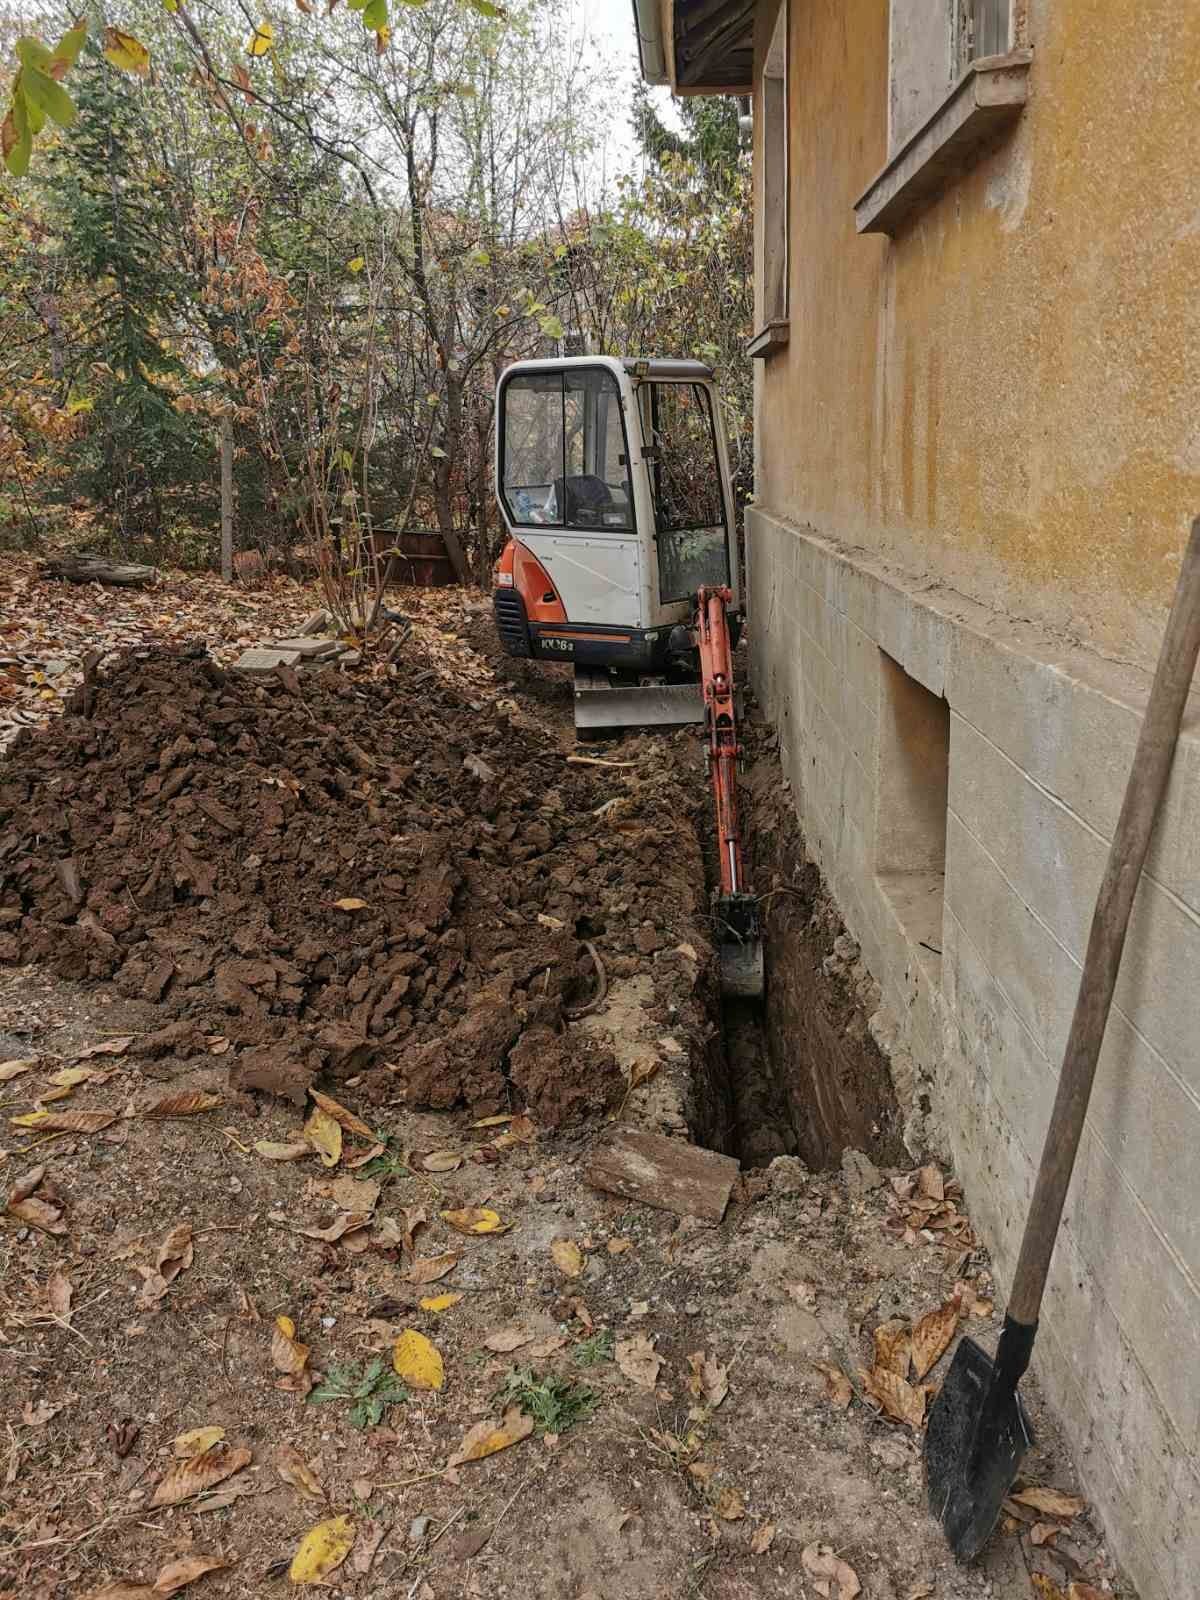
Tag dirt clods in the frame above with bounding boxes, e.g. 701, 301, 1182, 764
0, 647, 690, 1122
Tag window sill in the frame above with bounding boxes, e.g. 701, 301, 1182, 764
854, 49, 1032, 237
747, 321, 790, 360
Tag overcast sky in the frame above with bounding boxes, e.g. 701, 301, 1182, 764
567, 0, 682, 184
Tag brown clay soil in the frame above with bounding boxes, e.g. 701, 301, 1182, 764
0, 580, 1133, 1600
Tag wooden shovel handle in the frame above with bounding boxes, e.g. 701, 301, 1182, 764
1009, 516, 1200, 1326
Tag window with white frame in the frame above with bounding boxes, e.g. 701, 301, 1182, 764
952, 0, 1011, 76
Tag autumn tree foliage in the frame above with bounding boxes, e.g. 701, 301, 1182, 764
0, 0, 751, 581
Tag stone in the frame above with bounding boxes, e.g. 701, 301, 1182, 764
233, 647, 303, 675
408, 1514, 433, 1545
841, 1147, 883, 1197
767, 1154, 809, 1196
270, 637, 342, 659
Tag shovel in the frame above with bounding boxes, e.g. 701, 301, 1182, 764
926, 515, 1200, 1560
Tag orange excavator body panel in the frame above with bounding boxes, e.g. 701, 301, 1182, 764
497, 538, 566, 624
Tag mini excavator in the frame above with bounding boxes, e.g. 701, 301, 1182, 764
491, 355, 763, 999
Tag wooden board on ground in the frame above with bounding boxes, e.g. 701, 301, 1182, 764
586, 1128, 739, 1222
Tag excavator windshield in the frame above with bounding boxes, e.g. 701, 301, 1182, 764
500, 367, 633, 530
640, 381, 731, 603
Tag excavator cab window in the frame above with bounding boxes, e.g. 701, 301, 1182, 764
641, 381, 731, 603
501, 369, 633, 531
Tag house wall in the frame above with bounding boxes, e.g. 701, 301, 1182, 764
746, 2, 1200, 1596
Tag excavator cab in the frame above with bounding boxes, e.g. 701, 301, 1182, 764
493, 356, 763, 1001
493, 356, 741, 729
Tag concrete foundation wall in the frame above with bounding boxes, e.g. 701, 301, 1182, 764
747, 506, 1200, 1600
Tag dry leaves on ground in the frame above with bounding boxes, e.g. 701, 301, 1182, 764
713, 1485, 745, 1521
255, 1140, 310, 1162
85, 1553, 227, 1599
137, 1223, 194, 1307
420, 1292, 463, 1313
422, 1150, 462, 1173
309, 1089, 375, 1140
275, 1442, 325, 1500
750, 1522, 776, 1555
484, 1327, 532, 1353
550, 1238, 585, 1277
685, 1350, 728, 1410
143, 1091, 222, 1118
6, 1166, 67, 1235
290, 1515, 356, 1583
859, 1365, 926, 1430
616, 1334, 661, 1389
440, 1207, 509, 1235
173, 1426, 225, 1458
294, 1211, 373, 1245
46, 1267, 73, 1320
12, 1108, 117, 1134
801, 1542, 861, 1600
150, 1443, 251, 1507
272, 1314, 313, 1395
392, 1329, 444, 1390
406, 1252, 459, 1285
910, 1296, 961, 1379
447, 1406, 534, 1467
813, 1361, 853, 1410
0, 1058, 36, 1081
303, 1107, 342, 1168
1011, 1485, 1085, 1519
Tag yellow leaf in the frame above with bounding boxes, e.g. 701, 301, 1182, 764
447, 1406, 533, 1467
289, 1514, 355, 1583
419, 1292, 463, 1313
272, 1314, 312, 1393
11, 1109, 116, 1133
550, 1238, 584, 1277
470, 1114, 511, 1128
440, 1207, 508, 1235
392, 1329, 444, 1390
303, 1107, 342, 1167
248, 21, 274, 56
102, 27, 150, 76
173, 1425, 226, 1458
332, 896, 367, 911
47, 1066, 96, 1089
347, 257, 364, 274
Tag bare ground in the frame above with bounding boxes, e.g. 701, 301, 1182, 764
0, 572, 1129, 1600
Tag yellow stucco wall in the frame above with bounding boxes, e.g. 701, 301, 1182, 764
754, 0, 1200, 665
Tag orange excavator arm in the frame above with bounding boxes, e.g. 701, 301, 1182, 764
696, 585, 764, 999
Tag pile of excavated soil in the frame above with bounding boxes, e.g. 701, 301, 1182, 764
0, 646, 710, 1123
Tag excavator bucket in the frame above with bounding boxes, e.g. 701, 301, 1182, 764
573, 668, 704, 733
716, 891, 764, 1000
720, 936, 764, 999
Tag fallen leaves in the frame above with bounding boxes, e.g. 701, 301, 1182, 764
272, 1314, 313, 1395
750, 1521, 776, 1555
309, 1089, 374, 1140
616, 1334, 661, 1389
422, 1149, 462, 1173
406, 1252, 459, 1285
275, 1442, 325, 1500
910, 1296, 961, 1379
0, 1057, 36, 1080
392, 1329, 444, 1390
6, 1165, 67, 1234
150, 1442, 252, 1506
294, 1211, 373, 1245
137, 1222, 194, 1307
886, 1165, 975, 1247
550, 1238, 585, 1277
813, 1361, 853, 1410
713, 1485, 745, 1521
685, 1350, 728, 1410
173, 1425, 225, 1457
85, 1553, 227, 1599
10, 1108, 117, 1133
447, 1406, 534, 1466
303, 1106, 342, 1168
1011, 1485, 1086, 1519
420, 1292, 463, 1313
47, 1266, 73, 1320
143, 1090, 222, 1118
255, 1140, 310, 1161
440, 1206, 509, 1235
289, 1514, 356, 1583
483, 1327, 532, 1353
859, 1365, 926, 1430
801, 1542, 861, 1600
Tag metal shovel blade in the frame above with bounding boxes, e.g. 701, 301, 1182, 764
925, 1335, 1034, 1561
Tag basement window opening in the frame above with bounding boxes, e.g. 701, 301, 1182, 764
874, 651, 950, 985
